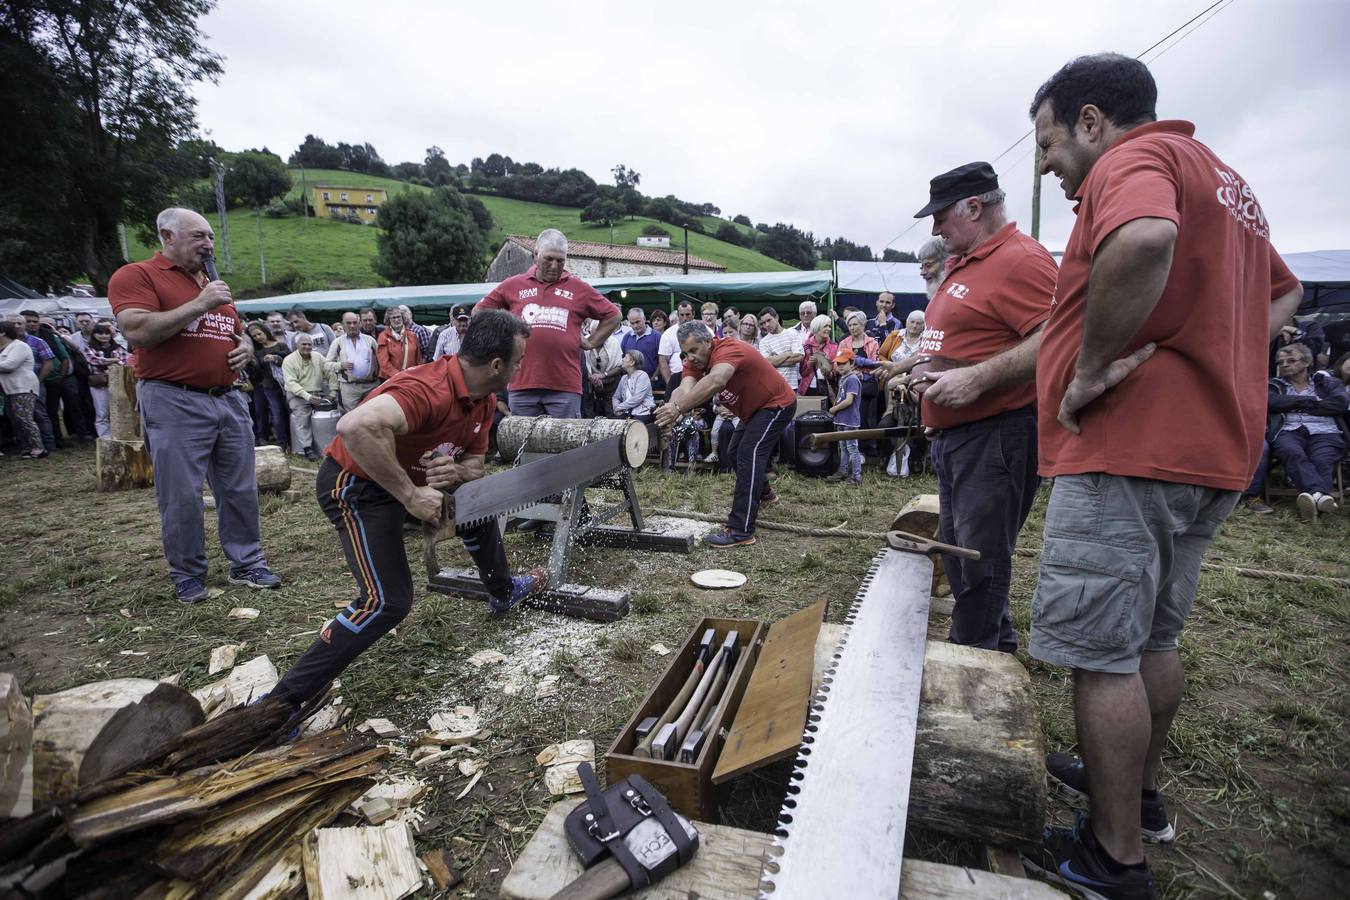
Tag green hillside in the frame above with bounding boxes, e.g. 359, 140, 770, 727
126, 169, 791, 295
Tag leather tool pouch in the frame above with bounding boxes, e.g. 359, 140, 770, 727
564, 763, 699, 891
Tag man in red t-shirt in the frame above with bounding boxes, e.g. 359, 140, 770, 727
109, 207, 280, 604
476, 229, 621, 419
898, 161, 1057, 654
656, 321, 796, 547
270, 311, 547, 705
1021, 55, 1303, 898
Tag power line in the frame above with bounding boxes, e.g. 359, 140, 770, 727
877, 0, 1238, 262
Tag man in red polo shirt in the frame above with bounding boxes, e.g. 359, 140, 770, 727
476, 228, 621, 419
109, 207, 280, 604
1021, 55, 1303, 900
896, 162, 1058, 654
270, 311, 547, 705
656, 321, 796, 547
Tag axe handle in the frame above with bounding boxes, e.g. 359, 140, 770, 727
887, 529, 981, 560
548, 857, 629, 900
633, 658, 704, 758
808, 426, 911, 448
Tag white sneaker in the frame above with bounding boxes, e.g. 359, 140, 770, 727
1296, 492, 1318, 522
1315, 492, 1338, 515
704, 452, 718, 463
899, 445, 911, 478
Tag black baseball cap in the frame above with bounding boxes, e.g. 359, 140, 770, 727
453, 304, 471, 320
914, 162, 1000, 218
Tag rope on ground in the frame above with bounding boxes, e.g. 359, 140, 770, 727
289, 465, 319, 476
651, 507, 1350, 587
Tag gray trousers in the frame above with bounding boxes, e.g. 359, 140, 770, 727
507, 389, 581, 418
288, 395, 315, 454
338, 379, 379, 413
138, 380, 266, 587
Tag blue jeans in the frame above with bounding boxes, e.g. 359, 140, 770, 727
139, 381, 268, 588
930, 407, 1039, 653
1272, 427, 1345, 494
507, 389, 581, 418
251, 383, 289, 446
834, 424, 861, 478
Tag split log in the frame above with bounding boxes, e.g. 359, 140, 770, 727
814, 625, 1046, 851
1, 672, 34, 817
77, 682, 203, 785
497, 415, 648, 468
254, 445, 292, 493
96, 437, 154, 491
303, 821, 422, 900
31, 678, 161, 803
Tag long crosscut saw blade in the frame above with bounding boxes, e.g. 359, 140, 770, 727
452, 436, 623, 528
759, 547, 932, 899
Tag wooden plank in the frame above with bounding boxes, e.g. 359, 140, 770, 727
712, 601, 825, 784
500, 800, 1064, 900
303, 821, 422, 900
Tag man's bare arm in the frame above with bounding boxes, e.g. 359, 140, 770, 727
1075, 218, 1177, 379
1268, 285, 1303, 342
116, 282, 233, 349
335, 395, 438, 522
582, 313, 622, 350
673, 363, 734, 411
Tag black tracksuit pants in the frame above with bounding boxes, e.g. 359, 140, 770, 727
275, 457, 512, 703
727, 404, 793, 539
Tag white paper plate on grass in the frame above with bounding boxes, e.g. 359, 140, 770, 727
690, 569, 747, 589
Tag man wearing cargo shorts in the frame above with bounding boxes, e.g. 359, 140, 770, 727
1022, 55, 1303, 900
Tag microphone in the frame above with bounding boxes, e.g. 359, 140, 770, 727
202, 254, 220, 282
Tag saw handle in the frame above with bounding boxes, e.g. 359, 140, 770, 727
808, 425, 910, 448
886, 529, 981, 560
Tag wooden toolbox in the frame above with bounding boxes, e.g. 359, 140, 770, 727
605, 603, 825, 821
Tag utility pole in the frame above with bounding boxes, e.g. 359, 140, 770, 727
300, 163, 309, 226
255, 207, 267, 286
682, 225, 689, 275
1031, 147, 1043, 242
208, 157, 234, 274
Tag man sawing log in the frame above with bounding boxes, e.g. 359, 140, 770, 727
266, 311, 549, 709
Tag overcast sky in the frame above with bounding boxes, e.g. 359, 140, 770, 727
193, 0, 1347, 257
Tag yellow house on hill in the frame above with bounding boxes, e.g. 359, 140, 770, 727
312, 185, 387, 223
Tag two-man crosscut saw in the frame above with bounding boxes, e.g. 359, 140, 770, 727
451, 436, 624, 527
759, 546, 933, 899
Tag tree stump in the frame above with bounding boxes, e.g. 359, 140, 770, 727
254, 445, 291, 493
497, 416, 648, 468
31, 678, 161, 803
98, 365, 154, 491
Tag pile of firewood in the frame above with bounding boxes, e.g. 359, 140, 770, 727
0, 677, 403, 898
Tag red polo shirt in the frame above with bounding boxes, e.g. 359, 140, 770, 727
919, 223, 1057, 429
326, 356, 493, 486
476, 266, 619, 395
683, 336, 796, 420
1037, 121, 1300, 491
107, 252, 243, 388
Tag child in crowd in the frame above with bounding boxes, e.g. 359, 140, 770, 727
826, 347, 862, 485
704, 402, 739, 465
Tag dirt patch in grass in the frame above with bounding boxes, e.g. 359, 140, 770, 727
1, 447, 1346, 897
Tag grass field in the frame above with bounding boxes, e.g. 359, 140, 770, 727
1, 443, 1345, 898
126, 169, 791, 296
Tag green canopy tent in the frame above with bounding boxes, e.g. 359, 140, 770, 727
234, 270, 833, 324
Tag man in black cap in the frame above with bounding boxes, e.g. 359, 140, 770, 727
433, 304, 473, 361
887, 161, 1057, 653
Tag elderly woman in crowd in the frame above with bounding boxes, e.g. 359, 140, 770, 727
737, 315, 760, 348
800, 314, 838, 399
838, 310, 882, 445
1265, 342, 1349, 522
81, 321, 131, 437
879, 310, 926, 373
376, 307, 421, 374
700, 302, 722, 337
648, 308, 669, 334
611, 349, 655, 423
0, 320, 45, 459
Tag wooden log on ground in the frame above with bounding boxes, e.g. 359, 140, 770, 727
892, 494, 949, 599
497, 415, 648, 468
254, 444, 292, 493
77, 682, 203, 784
303, 820, 422, 900
96, 437, 154, 491
814, 624, 1046, 851
500, 800, 1063, 899
1, 672, 34, 817
31, 678, 161, 803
